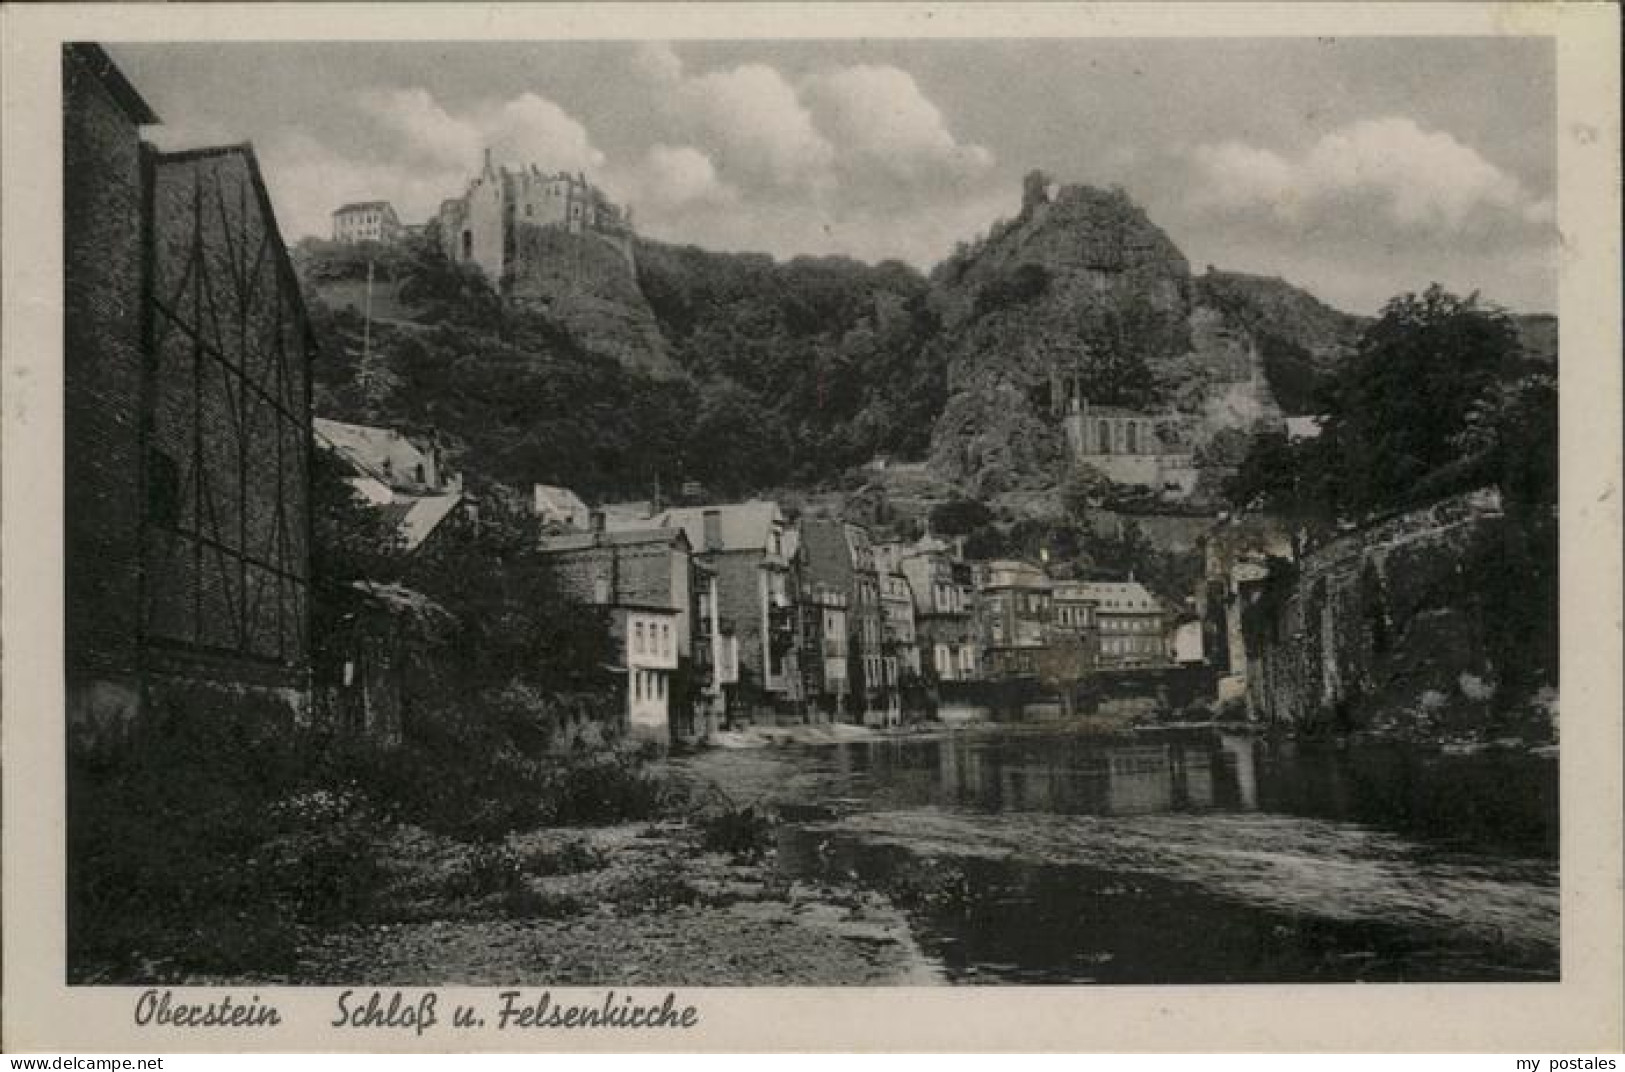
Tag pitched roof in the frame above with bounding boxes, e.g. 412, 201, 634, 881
1070, 580, 1163, 612
1285, 416, 1325, 440
315, 417, 434, 489
655, 500, 783, 553
66, 44, 159, 125
333, 200, 395, 216
539, 527, 689, 553
395, 493, 464, 550
533, 483, 590, 526
981, 559, 1052, 590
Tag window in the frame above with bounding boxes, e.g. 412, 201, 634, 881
662, 623, 671, 656
461, 230, 472, 259
635, 622, 645, 654
634, 672, 643, 701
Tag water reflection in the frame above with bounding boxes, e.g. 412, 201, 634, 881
771, 727, 1559, 984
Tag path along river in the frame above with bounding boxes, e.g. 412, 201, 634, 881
677, 726, 1559, 984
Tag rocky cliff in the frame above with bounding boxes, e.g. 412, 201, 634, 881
924, 173, 1327, 500
925, 175, 1195, 497
506, 225, 680, 379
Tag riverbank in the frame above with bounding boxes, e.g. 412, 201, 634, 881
200, 787, 940, 986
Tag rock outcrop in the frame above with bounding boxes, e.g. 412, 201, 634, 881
925, 173, 1322, 500
926, 175, 1195, 495
506, 224, 680, 379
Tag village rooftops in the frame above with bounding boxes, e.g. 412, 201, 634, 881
533, 483, 591, 529
1070, 580, 1164, 613
314, 417, 451, 493
979, 559, 1053, 590
376, 494, 465, 551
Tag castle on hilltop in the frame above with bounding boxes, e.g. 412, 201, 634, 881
436, 149, 635, 284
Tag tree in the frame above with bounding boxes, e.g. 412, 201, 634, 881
1035, 630, 1092, 719
309, 446, 405, 681
929, 497, 994, 537
1224, 430, 1336, 557
1319, 285, 1521, 517
404, 499, 615, 700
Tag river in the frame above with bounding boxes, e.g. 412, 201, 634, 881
682, 726, 1559, 984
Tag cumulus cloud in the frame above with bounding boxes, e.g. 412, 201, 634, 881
256, 47, 1006, 271
1190, 117, 1543, 233
481, 93, 605, 173
802, 64, 993, 187
675, 63, 836, 193
257, 131, 464, 240
260, 87, 608, 237
614, 144, 737, 211
360, 87, 603, 175
630, 44, 994, 208
359, 88, 479, 169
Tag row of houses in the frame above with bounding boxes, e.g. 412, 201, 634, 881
528, 484, 1196, 744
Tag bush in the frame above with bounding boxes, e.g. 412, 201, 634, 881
66, 701, 380, 981
698, 804, 776, 863
516, 838, 608, 877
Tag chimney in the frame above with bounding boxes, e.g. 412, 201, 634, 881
703, 508, 724, 552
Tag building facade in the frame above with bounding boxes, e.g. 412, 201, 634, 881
895, 538, 980, 684
1052, 581, 1105, 671
1079, 580, 1169, 668
65, 45, 316, 744
799, 519, 895, 726
976, 559, 1054, 678
538, 521, 698, 743
798, 584, 851, 723
331, 200, 402, 244
656, 502, 799, 722
1061, 399, 1201, 496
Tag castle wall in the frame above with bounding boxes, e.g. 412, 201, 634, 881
1246, 489, 1510, 730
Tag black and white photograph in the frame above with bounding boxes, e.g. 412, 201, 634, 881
4, 1, 1622, 1054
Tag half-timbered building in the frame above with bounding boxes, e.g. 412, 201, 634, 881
65, 45, 316, 742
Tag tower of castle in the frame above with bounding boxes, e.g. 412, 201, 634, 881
436, 149, 634, 283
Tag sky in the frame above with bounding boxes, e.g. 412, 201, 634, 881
107, 38, 1557, 315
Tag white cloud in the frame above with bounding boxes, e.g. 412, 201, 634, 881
359, 88, 480, 169
482, 93, 604, 174
360, 87, 603, 176
257, 131, 464, 239
1191, 116, 1542, 233
613, 144, 737, 213
631, 41, 683, 85
630, 47, 992, 207
676, 63, 836, 193
802, 64, 993, 187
